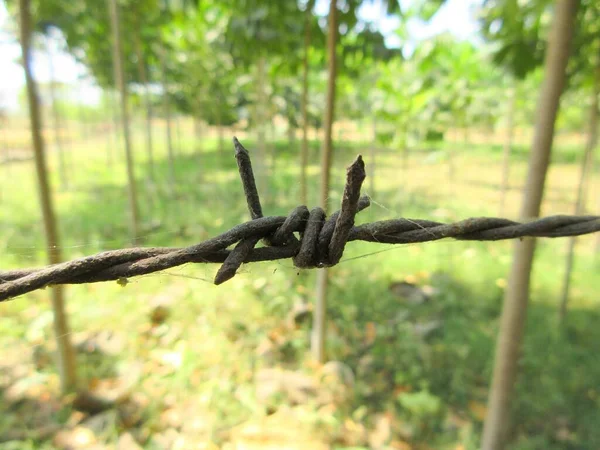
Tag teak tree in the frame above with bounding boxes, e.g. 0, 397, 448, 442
107, 0, 140, 244
559, 53, 599, 322
300, 0, 316, 206
481, 1, 579, 448
132, 12, 155, 180
44, 32, 68, 190
313, 0, 339, 363
18, 0, 77, 393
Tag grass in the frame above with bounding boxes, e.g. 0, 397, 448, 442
1, 117, 599, 449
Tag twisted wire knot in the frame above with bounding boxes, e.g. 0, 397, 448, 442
214, 138, 369, 284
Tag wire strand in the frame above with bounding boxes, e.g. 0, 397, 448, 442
1, 138, 599, 302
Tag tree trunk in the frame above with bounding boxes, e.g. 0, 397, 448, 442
46, 41, 68, 190
481, 2, 578, 449
1, 119, 10, 176
19, 0, 77, 393
194, 117, 202, 155
558, 57, 599, 322
256, 56, 268, 196
337, 124, 344, 148
500, 84, 516, 216
105, 90, 118, 166
312, 0, 338, 363
287, 123, 295, 148
108, 0, 140, 244
269, 120, 277, 173
402, 123, 409, 173
58, 89, 74, 179
132, 24, 154, 180
159, 46, 176, 188
217, 110, 224, 157
77, 83, 89, 140
105, 114, 113, 166
370, 116, 376, 196
300, 1, 313, 206
176, 115, 183, 155
597, 161, 600, 255
110, 89, 121, 161
448, 123, 457, 182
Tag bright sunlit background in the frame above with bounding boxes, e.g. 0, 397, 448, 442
1, 0, 598, 449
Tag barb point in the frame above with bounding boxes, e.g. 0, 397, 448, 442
348, 155, 366, 182
350, 154, 365, 171
233, 136, 248, 156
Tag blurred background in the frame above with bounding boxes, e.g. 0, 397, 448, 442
0, 0, 599, 449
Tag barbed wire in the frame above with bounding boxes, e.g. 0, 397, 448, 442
1, 137, 599, 302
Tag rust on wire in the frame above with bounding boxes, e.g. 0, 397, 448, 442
1, 137, 599, 302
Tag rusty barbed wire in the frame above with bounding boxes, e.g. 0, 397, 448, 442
1, 137, 599, 302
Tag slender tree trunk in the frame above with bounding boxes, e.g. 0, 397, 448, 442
19, 0, 77, 393
402, 123, 409, 173
77, 84, 88, 140
269, 120, 277, 173
159, 46, 176, 188
559, 58, 599, 322
312, 0, 338, 363
481, 2, 578, 449
105, 116, 113, 166
500, 84, 516, 216
132, 24, 154, 180
217, 110, 224, 156
1, 119, 9, 175
46, 41, 68, 190
176, 115, 183, 155
370, 116, 376, 196
256, 56, 268, 195
78, 100, 87, 141
105, 90, 118, 166
108, 0, 140, 244
448, 123, 457, 182
58, 88, 74, 179
596, 160, 600, 255
194, 117, 202, 155
110, 89, 121, 160
300, 1, 313, 206
287, 122, 295, 148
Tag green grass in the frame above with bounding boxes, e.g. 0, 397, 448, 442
1, 120, 599, 449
